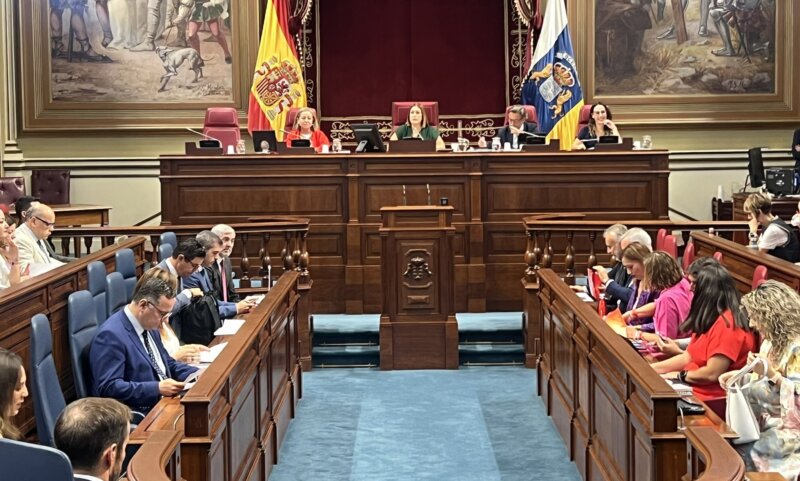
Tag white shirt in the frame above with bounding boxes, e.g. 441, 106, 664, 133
74, 474, 104, 481
123, 306, 167, 380
163, 258, 192, 304
0, 258, 11, 290
758, 223, 790, 250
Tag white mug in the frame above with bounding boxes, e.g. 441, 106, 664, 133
503, 142, 511, 151
321, 144, 330, 154
451, 143, 459, 152
633, 140, 642, 149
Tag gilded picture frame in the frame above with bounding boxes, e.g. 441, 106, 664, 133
19, 0, 261, 131
570, 0, 800, 125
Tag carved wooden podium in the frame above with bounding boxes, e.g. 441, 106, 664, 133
379, 206, 459, 370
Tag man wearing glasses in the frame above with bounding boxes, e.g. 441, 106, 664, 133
90, 268, 198, 412
157, 238, 207, 313
15, 202, 75, 274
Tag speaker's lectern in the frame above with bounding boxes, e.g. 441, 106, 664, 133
379, 206, 458, 370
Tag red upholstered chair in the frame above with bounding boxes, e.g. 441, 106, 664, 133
202, 107, 241, 152
391, 102, 439, 127
576, 104, 593, 133
0, 177, 25, 206
661, 235, 678, 258
712, 251, 723, 263
655, 229, 667, 251
285, 107, 318, 131
504, 105, 537, 124
31, 169, 70, 205
681, 241, 696, 271
751, 265, 768, 290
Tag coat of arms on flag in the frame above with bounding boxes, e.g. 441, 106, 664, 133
253, 56, 304, 121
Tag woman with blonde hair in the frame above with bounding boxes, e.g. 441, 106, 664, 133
283, 108, 331, 153
619, 242, 659, 331
135, 267, 208, 364
0, 347, 28, 439
720, 280, 800, 479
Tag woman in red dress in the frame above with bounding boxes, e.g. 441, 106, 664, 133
284, 108, 330, 153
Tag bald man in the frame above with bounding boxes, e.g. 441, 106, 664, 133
15, 203, 74, 273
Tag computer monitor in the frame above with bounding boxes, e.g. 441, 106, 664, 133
350, 123, 386, 153
748, 147, 765, 189
252, 130, 277, 153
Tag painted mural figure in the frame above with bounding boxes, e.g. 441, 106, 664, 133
595, 0, 776, 95
50, 0, 112, 62
595, 1, 652, 78
187, 0, 232, 64
131, 0, 192, 52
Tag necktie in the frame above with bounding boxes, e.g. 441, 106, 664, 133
141, 331, 166, 380
38, 240, 52, 263
220, 261, 228, 302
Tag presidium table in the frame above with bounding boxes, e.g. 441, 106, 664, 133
159, 148, 669, 314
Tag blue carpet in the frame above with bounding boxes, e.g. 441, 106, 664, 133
270, 367, 581, 481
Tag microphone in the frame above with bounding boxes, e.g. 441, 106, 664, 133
186, 127, 222, 148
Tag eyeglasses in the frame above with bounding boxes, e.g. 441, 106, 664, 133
147, 301, 172, 320
34, 216, 56, 228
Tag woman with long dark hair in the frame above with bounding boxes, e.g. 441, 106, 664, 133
0, 347, 28, 439
651, 263, 755, 401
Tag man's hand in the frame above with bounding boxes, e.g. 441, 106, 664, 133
189, 288, 203, 297
158, 379, 186, 397
748, 215, 759, 234
592, 265, 609, 283
236, 299, 256, 314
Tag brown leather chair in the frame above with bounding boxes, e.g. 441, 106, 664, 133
0, 177, 25, 206
31, 169, 70, 205
286, 107, 318, 131
202, 107, 241, 152
576, 104, 593, 133
391, 102, 439, 127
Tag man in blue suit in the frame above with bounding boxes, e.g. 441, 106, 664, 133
156, 238, 206, 313
496, 105, 538, 148
184, 230, 253, 319
90, 269, 198, 412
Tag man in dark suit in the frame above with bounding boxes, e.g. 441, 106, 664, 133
90, 270, 198, 412
496, 105, 538, 149
185, 230, 252, 319
211, 223, 240, 302
54, 397, 131, 481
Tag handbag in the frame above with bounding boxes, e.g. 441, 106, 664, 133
724, 357, 768, 445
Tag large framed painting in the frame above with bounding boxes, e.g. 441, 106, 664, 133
19, 0, 261, 130
571, 0, 800, 124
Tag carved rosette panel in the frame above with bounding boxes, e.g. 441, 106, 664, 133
399, 245, 437, 311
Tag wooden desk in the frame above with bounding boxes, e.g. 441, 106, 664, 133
127, 430, 181, 481
684, 427, 783, 481
537, 269, 731, 481
691, 231, 800, 294
10, 203, 111, 226
714, 194, 797, 244
159, 150, 669, 313
131, 271, 302, 481
0, 237, 146, 436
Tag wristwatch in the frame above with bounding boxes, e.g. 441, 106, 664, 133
678, 370, 689, 384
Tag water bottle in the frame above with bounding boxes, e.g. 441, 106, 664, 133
491, 137, 501, 151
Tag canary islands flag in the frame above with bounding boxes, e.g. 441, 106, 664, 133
247, 0, 307, 140
521, 0, 583, 150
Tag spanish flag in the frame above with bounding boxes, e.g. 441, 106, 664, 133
520, 0, 583, 150
247, 0, 307, 140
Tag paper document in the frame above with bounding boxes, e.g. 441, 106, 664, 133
199, 342, 228, 364
28, 261, 64, 277
214, 319, 245, 336
666, 379, 693, 396
576, 292, 594, 303
244, 294, 265, 305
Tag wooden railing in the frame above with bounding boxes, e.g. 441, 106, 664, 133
126, 430, 182, 481
522, 216, 751, 284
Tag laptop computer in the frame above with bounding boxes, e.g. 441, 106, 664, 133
252, 130, 277, 153
389, 139, 437, 153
